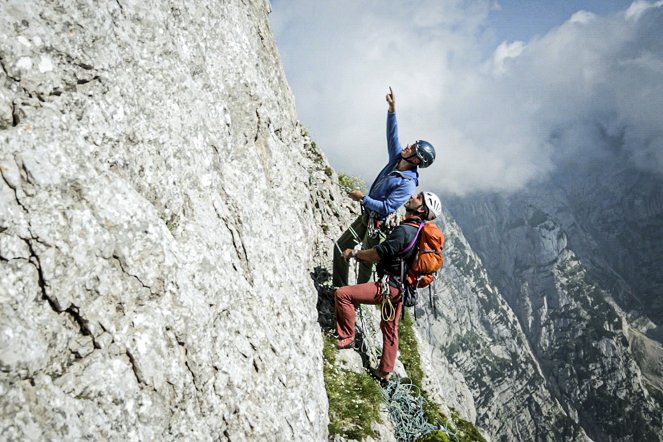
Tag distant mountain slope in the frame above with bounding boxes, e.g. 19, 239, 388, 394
445, 153, 663, 440
417, 209, 589, 441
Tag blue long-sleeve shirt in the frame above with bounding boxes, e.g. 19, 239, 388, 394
363, 112, 419, 219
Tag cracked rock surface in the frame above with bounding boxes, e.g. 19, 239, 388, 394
0, 0, 353, 440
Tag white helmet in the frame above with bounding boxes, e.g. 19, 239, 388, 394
423, 191, 442, 220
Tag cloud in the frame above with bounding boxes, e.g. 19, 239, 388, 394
271, 1, 663, 196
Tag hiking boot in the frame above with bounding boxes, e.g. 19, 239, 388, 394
371, 368, 392, 382
336, 337, 355, 349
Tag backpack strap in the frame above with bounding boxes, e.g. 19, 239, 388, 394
398, 221, 424, 295
400, 221, 425, 256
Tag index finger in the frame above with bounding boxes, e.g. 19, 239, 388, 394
389, 86, 393, 95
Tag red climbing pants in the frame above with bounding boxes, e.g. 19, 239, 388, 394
335, 282, 403, 374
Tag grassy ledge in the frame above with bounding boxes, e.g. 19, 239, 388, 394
321, 309, 485, 441
323, 333, 384, 440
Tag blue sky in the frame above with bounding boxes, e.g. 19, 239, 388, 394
270, 1, 663, 196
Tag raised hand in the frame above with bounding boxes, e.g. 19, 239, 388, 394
386, 86, 396, 112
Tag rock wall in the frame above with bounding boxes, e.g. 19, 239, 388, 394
0, 1, 353, 440
8, 1, 659, 441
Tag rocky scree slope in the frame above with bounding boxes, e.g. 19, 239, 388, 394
0, 0, 354, 440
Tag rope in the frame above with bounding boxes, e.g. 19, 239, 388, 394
348, 225, 362, 244
357, 304, 381, 366
379, 277, 396, 322
381, 297, 396, 322
382, 376, 459, 442
334, 224, 362, 259
355, 262, 381, 366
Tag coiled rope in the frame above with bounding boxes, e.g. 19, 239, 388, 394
379, 276, 396, 322
383, 377, 459, 442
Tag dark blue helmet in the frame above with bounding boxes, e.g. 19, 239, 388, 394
414, 140, 435, 168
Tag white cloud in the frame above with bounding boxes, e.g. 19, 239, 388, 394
569, 10, 596, 24
271, 0, 663, 196
492, 41, 525, 75
625, 0, 663, 20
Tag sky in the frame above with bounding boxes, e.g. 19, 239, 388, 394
269, 1, 663, 197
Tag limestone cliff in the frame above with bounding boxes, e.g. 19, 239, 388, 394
5, 1, 661, 442
0, 1, 353, 440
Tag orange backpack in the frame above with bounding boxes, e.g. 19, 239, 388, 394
401, 221, 445, 288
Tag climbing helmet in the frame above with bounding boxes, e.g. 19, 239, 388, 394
422, 191, 442, 220
414, 140, 436, 168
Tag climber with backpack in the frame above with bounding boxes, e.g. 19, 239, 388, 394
332, 87, 436, 288
334, 191, 444, 382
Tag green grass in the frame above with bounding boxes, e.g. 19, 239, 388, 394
338, 173, 367, 193
398, 310, 425, 387
323, 333, 384, 440
321, 310, 486, 442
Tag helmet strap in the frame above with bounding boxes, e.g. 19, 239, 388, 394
401, 153, 419, 165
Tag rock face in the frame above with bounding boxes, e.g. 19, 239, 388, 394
445, 151, 663, 441
0, 1, 353, 440
4, 1, 662, 441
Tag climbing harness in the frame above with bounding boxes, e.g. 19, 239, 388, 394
383, 376, 460, 442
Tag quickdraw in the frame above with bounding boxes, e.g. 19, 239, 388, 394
367, 212, 381, 239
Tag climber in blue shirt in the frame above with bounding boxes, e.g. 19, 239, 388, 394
332, 87, 437, 287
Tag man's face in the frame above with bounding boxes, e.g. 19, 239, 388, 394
401, 143, 421, 164
405, 192, 425, 212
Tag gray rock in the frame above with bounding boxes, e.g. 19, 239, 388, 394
0, 0, 354, 440
5, 0, 657, 441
